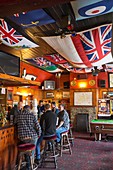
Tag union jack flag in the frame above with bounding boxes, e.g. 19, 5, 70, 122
33, 57, 52, 67
72, 24, 112, 67
0, 19, 38, 48
42, 24, 113, 69
44, 54, 67, 64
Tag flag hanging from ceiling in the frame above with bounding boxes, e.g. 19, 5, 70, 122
8, 9, 55, 28
71, 0, 113, 20
26, 57, 62, 73
0, 19, 38, 49
42, 24, 113, 69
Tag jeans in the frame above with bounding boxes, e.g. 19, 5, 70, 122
56, 127, 68, 142
36, 135, 43, 160
36, 134, 56, 160
19, 138, 37, 170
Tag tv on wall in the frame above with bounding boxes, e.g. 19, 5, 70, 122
0, 51, 20, 77
44, 80, 55, 90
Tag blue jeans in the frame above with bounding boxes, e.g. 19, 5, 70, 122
36, 134, 56, 160
56, 127, 68, 142
36, 135, 43, 160
19, 138, 37, 170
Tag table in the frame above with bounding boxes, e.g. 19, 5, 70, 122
90, 119, 113, 141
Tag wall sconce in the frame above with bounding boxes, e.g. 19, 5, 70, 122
55, 72, 61, 78
56, 91, 62, 99
78, 82, 87, 88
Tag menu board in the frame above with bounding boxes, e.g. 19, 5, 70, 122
74, 92, 92, 106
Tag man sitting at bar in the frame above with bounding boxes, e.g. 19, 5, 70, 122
56, 104, 70, 143
15, 105, 41, 170
35, 103, 57, 164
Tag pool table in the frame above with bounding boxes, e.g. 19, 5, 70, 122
90, 119, 113, 141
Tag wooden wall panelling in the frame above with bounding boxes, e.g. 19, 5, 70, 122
0, 126, 17, 170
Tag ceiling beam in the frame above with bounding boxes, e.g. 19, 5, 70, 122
0, 0, 75, 18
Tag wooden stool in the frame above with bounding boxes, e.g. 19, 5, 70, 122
68, 124, 74, 146
60, 130, 72, 157
17, 143, 37, 170
41, 135, 59, 169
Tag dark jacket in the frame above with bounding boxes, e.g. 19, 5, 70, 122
40, 110, 57, 136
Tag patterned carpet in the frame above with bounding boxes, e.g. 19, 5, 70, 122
37, 132, 113, 170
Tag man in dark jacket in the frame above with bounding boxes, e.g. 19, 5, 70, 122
35, 103, 57, 164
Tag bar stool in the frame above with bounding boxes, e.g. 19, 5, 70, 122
60, 130, 72, 157
41, 134, 59, 169
68, 124, 74, 146
17, 143, 38, 170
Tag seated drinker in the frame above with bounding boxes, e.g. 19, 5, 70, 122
15, 105, 41, 170
35, 103, 57, 164
56, 104, 70, 143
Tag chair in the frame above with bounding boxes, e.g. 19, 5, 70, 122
17, 143, 38, 170
41, 134, 59, 169
68, 124, 74, 146
60, 130, 72, 157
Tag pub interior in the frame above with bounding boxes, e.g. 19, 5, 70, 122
0, 0, 113, 170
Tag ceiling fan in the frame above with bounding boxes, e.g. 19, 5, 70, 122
55, 15, 76, 38
91, 65, 106, 76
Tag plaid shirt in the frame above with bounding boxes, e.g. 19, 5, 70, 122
15, 109, 41, 140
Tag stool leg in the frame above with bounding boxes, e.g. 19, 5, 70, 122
51, 140, 57, 169
66, 134, 72, 155
69, 128, 74, 146
17, 154, 22, 170
60, 135, 63, 157
41, 141, 48, 167
30, 155, 33, 170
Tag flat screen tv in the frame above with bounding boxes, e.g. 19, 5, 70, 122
0, 51, 20, 77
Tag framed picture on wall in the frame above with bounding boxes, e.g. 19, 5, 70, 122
7, 90, 13, 101
108, 73, 113, 88
63, 91, 70, 98
74, 92, 92, 106
46, 92, 54, 98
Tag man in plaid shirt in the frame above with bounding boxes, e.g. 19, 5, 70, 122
15, 105, 41, 170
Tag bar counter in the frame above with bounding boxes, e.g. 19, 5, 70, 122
0, 124, 17, 170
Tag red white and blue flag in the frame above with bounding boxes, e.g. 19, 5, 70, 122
0, 19, 38, 49
44, 54, 67, 64
42, 24, 113, 69
26, 57, 62, 73
71, 0, 113, 20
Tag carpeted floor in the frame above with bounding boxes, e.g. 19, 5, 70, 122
37, 132, 113, 170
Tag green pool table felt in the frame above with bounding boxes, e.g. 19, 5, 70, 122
91, 119, 113, 124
